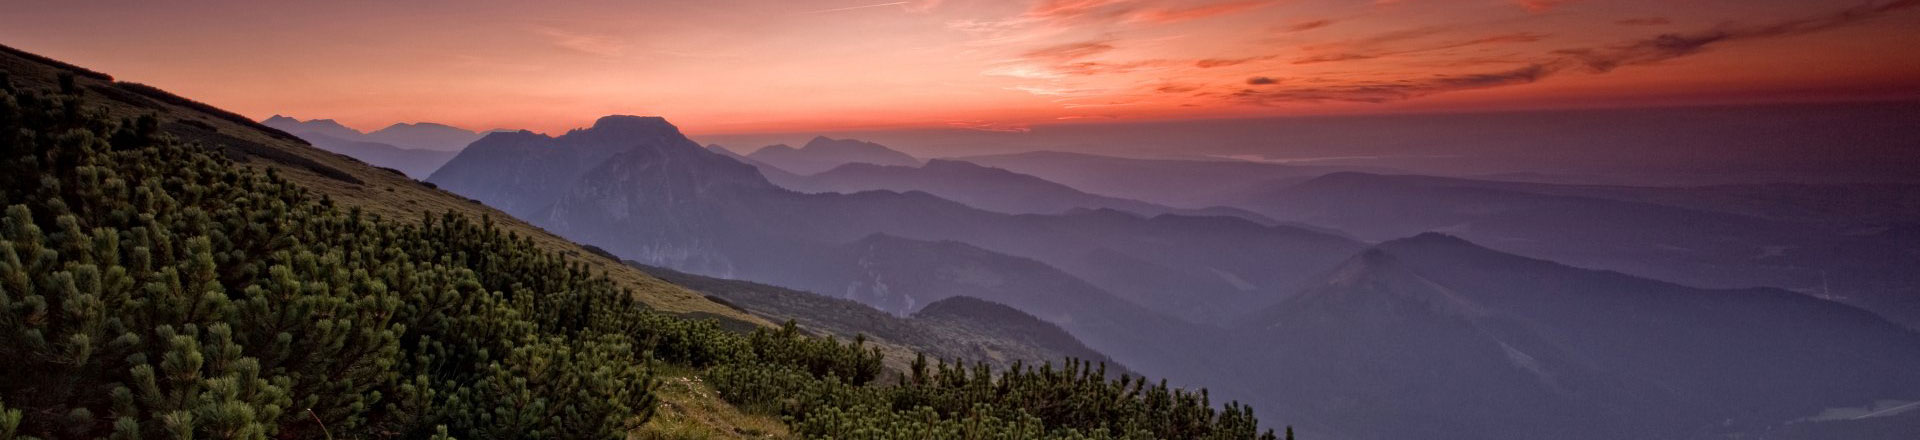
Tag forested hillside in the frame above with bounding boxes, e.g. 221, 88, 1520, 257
0, 50, 1286, 438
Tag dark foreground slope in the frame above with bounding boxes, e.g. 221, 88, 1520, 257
0, 45, 1288, 439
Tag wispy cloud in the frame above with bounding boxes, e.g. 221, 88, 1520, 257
1281, 19, 1336, 33
1232, 0, 1920, 104
1021, 40, 1118, 61
1195, 56, 1273, 68
1006, 84, 1102, 96
802, 1, 910, 14
532, 26, 627, 57
1292, 31, 1549, 64
947, 120, 1034, 132
1562, 0, 1919, 73
1513, 0, 1573, 13
1614, 17, 1671, 26
1126, 0, 1277, 24
1234, 64, 1550, 104
1155, 83, 1203, 93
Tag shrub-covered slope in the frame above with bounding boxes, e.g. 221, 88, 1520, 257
0, 46, 1288, 439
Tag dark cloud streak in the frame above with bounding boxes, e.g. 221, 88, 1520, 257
1234, 0, 1919, 104
1614, 17, 1671, 26
1022, 40, 1117, 61
1566, 0, 1920, 73
1283, 19, 1336, 32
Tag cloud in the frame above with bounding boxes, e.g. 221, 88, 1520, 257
801, 1, 910, 14
1235, 64, 1549, 103
1021, 40, 1118, 61
532, 27, 627, 57
1053, 59, 1169, 75
1195, 56, 1273, 67
1126, 0, 1277, 24
1562, 0, 1919, 73
1292, 31, 1550, 64
1001, 40, 1165, 78
1615, 17, 1671, 26
947, 120, 1033, 132
1008, 85, 1099, 95
1246, 76, 1279, 85
1513, 0, 1572, 13
984, 64, 1067, 79
1026, 0, 1138, 24
1298, 25, 1453, 52
1282, 19, 1336, 32
1237, 0, 1920, 104
1156, 83, 1202, 93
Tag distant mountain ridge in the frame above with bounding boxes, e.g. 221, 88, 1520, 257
1233, 233, 1920, 440
365, 121, 486, 151
425, 111, 1920, 440
955, 150, 1391, 208
637, 263, 1125, 372
1227, 171, 1920, 329
261, 114, 481, 177
433, 119, 1363, 324
745, 135, 922, 175
769, 158, 1276, 222
427, 115, 1366, 384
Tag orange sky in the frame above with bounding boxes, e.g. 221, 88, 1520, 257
3, 0, 1917, 134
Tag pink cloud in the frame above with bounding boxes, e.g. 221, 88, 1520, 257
1126, 0, 1277, 24
1282, 19, 1336, 32
1021, 40, 1118, 61
1513, 0, 1572, 13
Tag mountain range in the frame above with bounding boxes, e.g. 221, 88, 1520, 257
420, 112, 1920, 439
1232, 233, 1920, 439
1217, 171, 1920, 330
261, 115, 485, 178
0, 43, 1207, 437
738, 136, 921, 175
955, 150, 1385, 209
767, 158, 1277, 222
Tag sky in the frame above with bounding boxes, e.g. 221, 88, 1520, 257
2, 0, 1917, 134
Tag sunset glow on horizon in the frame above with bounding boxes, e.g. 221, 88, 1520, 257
4, 0, 1917, 134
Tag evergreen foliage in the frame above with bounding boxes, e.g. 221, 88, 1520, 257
0, 73, 1286, 439
709, 354, 1277, 439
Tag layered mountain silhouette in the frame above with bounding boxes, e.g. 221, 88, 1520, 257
427, 116, 1360, 379
743, 136, 921, 175
262, 115, 481, 177
262, 114, 362, 139
285, 131, 456, 178
956, 150, 1386, 208
426, 113, 1920, 440
765, 158, 1275, 222
365, 121, 487, 151
1224, 171, 1920, 329
432, 118, 1362, 324
637, 263, 1123, 371
1234, 233, 1920, 440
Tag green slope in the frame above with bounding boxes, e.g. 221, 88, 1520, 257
0, 44, 1289, 439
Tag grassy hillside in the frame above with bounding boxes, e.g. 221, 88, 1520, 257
0, 43, 760, 326
0, 43, 1286, 439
